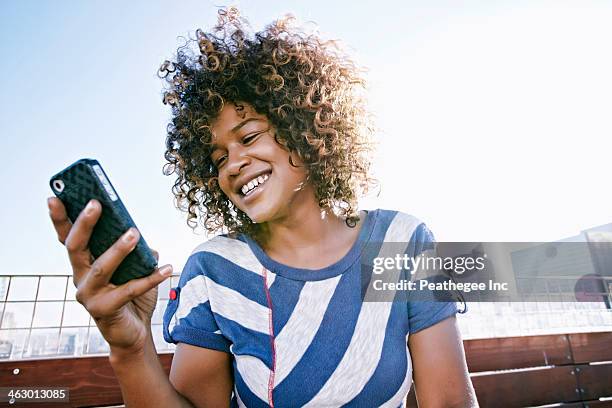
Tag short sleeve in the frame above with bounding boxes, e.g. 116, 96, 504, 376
406, 223, 459, 334
162, 253, 231, 352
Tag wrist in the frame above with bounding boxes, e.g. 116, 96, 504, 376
109, 336, 153, 368
109, 345, 145, 367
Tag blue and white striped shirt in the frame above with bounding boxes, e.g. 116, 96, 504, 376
163, 209, 458, 407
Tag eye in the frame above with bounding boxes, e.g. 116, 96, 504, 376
242, 130, 266, 144
213, 154, 227, 168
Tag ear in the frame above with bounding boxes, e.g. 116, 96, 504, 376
288, 150, 305, 168
234, 103, 246, 119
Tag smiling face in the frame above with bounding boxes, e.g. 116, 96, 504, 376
210, 102, 313, 224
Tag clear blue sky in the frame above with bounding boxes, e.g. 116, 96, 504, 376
2, 0, 611, 276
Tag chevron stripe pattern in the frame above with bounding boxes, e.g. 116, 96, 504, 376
162, 209, 458, 407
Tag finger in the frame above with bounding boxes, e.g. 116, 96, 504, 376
86, 228, 141, 288
47, 197, 72, 244
107, 265, 173, 309
64, 200, 101, 272
151, 249, 159, 262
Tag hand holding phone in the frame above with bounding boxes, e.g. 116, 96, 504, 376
47, 159, 173, 353
50, 158, 157, 285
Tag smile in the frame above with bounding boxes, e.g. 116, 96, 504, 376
241, 173, 270, 196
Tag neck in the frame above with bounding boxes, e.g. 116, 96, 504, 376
256, 187, 347, 253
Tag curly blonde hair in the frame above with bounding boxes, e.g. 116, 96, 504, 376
159, 7, 376, 237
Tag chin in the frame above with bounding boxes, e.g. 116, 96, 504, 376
242, 205, 276, 224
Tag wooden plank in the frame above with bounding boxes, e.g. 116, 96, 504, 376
569, 332, 612, 364
576, 363, 612, 400
0, 353, 173, 408
1, 334, 610, 408
464, 334, 572, 372
581, 401, 612, 408
470, 366, 580, 407
159, 352, 173, 372
550, 402, 612, 408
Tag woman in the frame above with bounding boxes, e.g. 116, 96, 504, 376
47, 7, 477, 407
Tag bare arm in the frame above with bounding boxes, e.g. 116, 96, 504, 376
408, 316, 478, 407
47, 197, 232, 407
109, 337, 233, 407
169, 343, 233, 407
109, 335, 195, 408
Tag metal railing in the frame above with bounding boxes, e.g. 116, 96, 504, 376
456, 275, 612, 339
0, 274, 179, 360
1, 274, 611, 359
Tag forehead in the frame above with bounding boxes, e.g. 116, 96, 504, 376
210, 103, 267, 141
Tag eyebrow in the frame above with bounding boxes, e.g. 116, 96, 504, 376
210, 118, 265, 151
232, 117, 264, 133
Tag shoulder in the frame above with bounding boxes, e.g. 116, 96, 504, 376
182, 234, 263, 280
190, 234, 251, 258
367, 208, 430, 242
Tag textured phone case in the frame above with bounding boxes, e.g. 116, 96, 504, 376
50, 158, 157, 285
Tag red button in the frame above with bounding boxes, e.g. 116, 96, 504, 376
169, 289, 177, 300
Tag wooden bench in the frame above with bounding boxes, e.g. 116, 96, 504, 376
1, 332, 611, 407
408, 332, 612, 407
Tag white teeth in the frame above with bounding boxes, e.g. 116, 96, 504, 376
240, 173, 271, 196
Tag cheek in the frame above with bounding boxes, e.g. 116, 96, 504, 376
275, 163, 308, 193
216, 174, 233, 198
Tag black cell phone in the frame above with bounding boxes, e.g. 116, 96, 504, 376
50, 158, 158, 285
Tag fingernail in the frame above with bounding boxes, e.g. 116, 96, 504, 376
160, 265, 173, 276
85, 200, 96, 215
123, 228, 138, 243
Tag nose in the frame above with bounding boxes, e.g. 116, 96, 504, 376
225, 144, 250, 176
